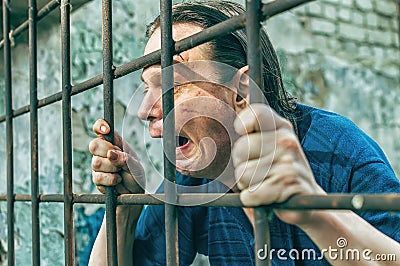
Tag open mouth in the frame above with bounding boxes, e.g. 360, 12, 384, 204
176, 135, 190, 149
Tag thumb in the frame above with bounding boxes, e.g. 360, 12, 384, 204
93, 118, 125, 150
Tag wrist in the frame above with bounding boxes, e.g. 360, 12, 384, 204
116, 205, 143, 236
296, 210, 344, 235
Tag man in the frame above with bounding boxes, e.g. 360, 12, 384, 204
89, 1, 400, 265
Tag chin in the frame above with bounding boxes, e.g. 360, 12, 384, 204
176, 157, 230, 179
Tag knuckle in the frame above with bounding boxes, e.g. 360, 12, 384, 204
277, 130, 299, 151
109, 174, 117, 185
280, 153, 295, 165
285, 171, 297, 181
91, 157, 102, 170
88, 139, 98, 153
92, 171, 102, 185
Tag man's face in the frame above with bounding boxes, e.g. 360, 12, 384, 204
138, 23, 240, 179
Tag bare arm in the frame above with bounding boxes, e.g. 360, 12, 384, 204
89, 205, 142, 266
300, 210, 400, 265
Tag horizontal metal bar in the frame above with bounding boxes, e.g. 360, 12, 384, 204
1, 193, 400, 211
261, 0, 313, 20
0, 0, 61, 49
0, 0, 313, 123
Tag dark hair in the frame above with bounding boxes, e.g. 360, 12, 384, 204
146, 0, 297, 129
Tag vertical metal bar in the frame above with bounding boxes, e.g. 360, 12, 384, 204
61, 0, 74, 265
29, 0, 40, 265
3, 0, 15, 265
246, 1, 271, 266
247, 0, 264, 102
397, 0, 400, 46
160, 0, 179, 265
102, 0, 118, 265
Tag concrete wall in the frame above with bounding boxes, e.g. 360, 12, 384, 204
0, 0, 398, 265
267, 0, 399, 174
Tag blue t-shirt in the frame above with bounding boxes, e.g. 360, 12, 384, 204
132, 104, 400, 265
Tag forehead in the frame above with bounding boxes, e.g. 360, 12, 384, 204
144, 23, 204, 55
142, 23, 210, 82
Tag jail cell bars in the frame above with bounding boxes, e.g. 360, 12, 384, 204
1, 0, 400, 266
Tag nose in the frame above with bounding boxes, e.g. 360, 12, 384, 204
137, 88, 163, 122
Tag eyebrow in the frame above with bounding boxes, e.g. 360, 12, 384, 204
141, 59, 183, 82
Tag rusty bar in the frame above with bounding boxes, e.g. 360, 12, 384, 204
160, 0, 179, 265
1, 193, 400, 211
247, 0, 265, 103
29, 0, 40, 265
246, 1, 270, 265
261, 0, 315, 20
397, 0, 400, 46
0, 0, 61, 49
120, 193, 400, 210
0, 0, 314, 124
3, 0, 15, 265
60, 0, 74, 265
101, 0, 118, 265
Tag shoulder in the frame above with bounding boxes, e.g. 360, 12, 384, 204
295, 104, 397, 192
296, 104, 389, 163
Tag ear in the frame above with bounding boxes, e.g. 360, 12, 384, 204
231, 65, 249, 113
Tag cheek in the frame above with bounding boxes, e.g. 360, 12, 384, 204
175, 96, 236, 125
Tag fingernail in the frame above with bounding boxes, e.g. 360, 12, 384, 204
100, 125, 107, 133
109, 150, 118, 161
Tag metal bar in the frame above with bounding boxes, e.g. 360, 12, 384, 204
29, 0, 40, 265
0, 0, 314, 124
76, 193, 400, 211
3, 0, 15, 265
261, 0, 314, 20
101, 0, 118, 265
0, 0, 61, 49
246, 1, 270, 265
160, 0, 179, 265
397, 0, 400, 46
247, 0, 264, 103
1, 193, 400, 211
60, 0, 74, 265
